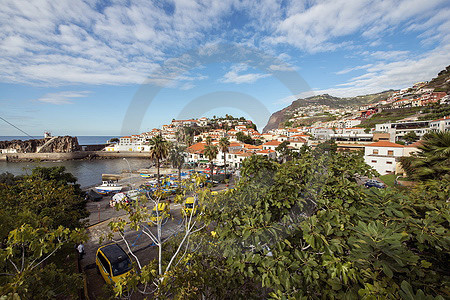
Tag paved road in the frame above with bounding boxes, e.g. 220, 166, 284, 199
81, 175, 231, 299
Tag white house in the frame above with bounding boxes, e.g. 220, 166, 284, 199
364, 141, 405, 175
429, 116, 450, 132
262, 140, 281, 151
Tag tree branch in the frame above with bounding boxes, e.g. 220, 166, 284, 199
120, 232, 142, 270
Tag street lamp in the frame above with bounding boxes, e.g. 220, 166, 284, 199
123, 158, 132, 187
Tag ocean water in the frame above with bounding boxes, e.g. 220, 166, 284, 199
0, 158, 151, 188
0, 136, 118, 145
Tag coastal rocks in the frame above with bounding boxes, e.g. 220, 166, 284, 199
0, 139, 44, 153
38, 136, 81, 153
0, 136, 81, 153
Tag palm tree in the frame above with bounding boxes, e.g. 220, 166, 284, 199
149, 135, 170, 187
219, 137, 230, 178
401, 131, 450, 181
169, 145, 186, 182
205, 135, 212, 146
204, 143, 218, 182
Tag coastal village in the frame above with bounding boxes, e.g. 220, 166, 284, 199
102, 78, 449, 176
2, 1, 450, 298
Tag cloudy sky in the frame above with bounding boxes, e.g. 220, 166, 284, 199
1, 0, 449, 136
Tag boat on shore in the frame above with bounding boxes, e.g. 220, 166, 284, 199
95, 180, 123, 194
95, 174, 123, 194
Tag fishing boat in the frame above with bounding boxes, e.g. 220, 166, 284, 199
140, 173, 154, 178
95, 180, 123, 194
95, 174, 123, 194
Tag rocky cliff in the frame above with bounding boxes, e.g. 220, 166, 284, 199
425, 65, 450, 93
0, 136, 81, 153
263, 91, 393, 132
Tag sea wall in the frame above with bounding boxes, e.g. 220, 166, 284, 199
0, 151, 150, 162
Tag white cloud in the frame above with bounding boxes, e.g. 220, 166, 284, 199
336, 64, 372, 75
0, 0, 234, 86
269, 0, 448, 53
369, 50, 410, 60
277, 45, 450, 102
221, 64, 270, 84
36, 91, 91, 105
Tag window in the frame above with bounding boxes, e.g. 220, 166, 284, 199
97, 253, 110, 275
387, 150, 394, 156
373, 149, 378, 154
371, 160, 377, 163
386, 161, 392, 164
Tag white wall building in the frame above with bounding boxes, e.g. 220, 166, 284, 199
364, 141, 404, 175
429, 116, 450, 132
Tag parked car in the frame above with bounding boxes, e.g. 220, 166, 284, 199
96, 243, 133, 285
364, 179, 385, 189
85, 189, 103, 201
183, 197, 199, 216
150, 202, 170, 224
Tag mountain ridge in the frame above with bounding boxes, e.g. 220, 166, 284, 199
263, 90, 394, 132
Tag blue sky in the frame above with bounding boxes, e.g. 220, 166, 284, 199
1, 0, 449, 136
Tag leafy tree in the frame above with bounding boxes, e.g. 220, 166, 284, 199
0, 225, 85, 298
0, 167, 87, 298
219, 137, 230, 178
109, 137, 120, 143
169, 144, 187, 182
108, 174, 208, 298
0, 172, 21, 185
314, 139, 338, 154
149, 135, 170, 186
275, 141, 293, 163
400, 130, 450, 181
204, 142, 218, 180
236, 131, 255, 145
197, 151, 447, 299
112, 148, 449, 299
402, 131, 419, 143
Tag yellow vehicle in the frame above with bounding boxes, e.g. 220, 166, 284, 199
211, 191, 219, 196
183, 197, 199, 216
150, 202, 170, 223
96, 243, 133, 285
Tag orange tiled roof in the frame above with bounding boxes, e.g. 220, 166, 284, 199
187, 142, 206, 152
263, 140, 281, 146
257, 149, 275, 153
367, 141, 404, 148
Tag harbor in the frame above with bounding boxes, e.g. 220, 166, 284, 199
0, 157, 151, 188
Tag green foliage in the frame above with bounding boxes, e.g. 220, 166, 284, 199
112, 147, 449, 299
196, 150, 448, 299
418, 104, 450, 121
400, 131, 450, 181
169, 144, 187, 181
314, 139, 338, 153
402, 131, 419, 143
360, 107, 422, 128
0, 167, 87, 298
236, 131, 256, 145
149, 134, 170, 185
